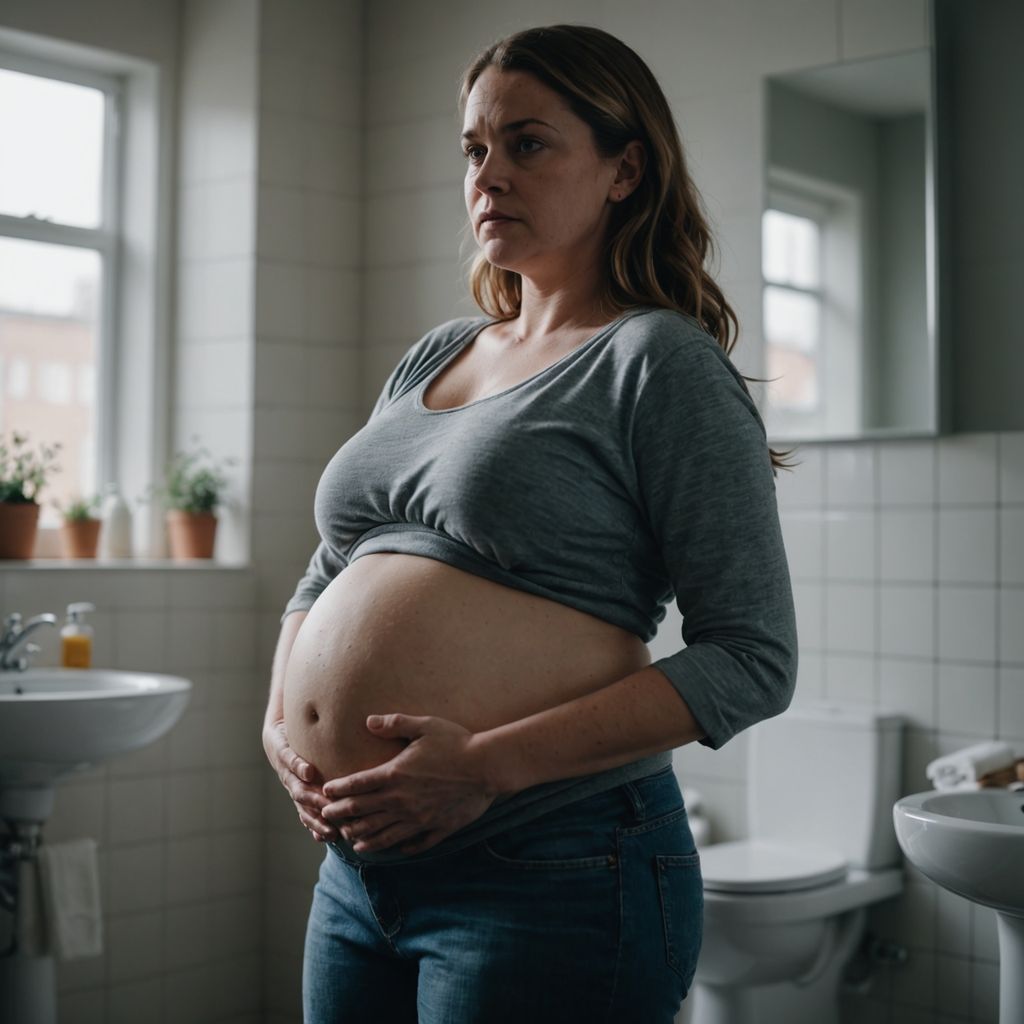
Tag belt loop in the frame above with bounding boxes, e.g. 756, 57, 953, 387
622, 780, 645, 821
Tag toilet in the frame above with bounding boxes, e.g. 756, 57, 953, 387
683, 703, 905, 1024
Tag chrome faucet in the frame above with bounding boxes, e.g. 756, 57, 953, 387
0, 613, 57, 671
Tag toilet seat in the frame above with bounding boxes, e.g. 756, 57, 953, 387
700, 839, 848, 894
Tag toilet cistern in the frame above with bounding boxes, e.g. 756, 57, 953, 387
687, 703, 905, 1024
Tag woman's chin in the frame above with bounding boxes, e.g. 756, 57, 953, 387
479, 240, 529, 273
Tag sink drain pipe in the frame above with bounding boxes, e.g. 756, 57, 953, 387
0, 818, 56, 1024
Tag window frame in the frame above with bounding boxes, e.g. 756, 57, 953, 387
0, 22, 177, 562
763, 167, 865, 438
762, 189, 828, 414
0, 46, 123, 502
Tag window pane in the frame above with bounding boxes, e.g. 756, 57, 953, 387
763, 284, 820, 353
0, 237, 100, 526
766, 344, 819, 411
0, 68, 105, 229
762, 208, 820, 288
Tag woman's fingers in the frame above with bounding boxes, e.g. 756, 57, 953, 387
347, 819, 422, 854
265, 719, 317, 784
338, 812, 398, 843
264, 722, 337, 841
268, 729, 326, 807
274, 731, 316, 784
286, 772, 329, 808
287, 748, 318, 784
322, 796, 370, 822
298, 805, 339, 841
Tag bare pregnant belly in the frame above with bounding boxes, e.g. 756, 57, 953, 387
282, 552, 651, 781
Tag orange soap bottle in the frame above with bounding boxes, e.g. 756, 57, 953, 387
60, 602, 95, 668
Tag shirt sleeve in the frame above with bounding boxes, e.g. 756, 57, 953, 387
631, 336, 798, 749
281, 540, 348, 621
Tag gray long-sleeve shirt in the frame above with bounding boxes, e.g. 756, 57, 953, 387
285, 306, 797, 862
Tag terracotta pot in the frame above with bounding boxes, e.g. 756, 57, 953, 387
0, 502, 40, 559
60, 518, 102, 559
166, 510, 218, 560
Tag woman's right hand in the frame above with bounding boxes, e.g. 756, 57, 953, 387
263, 718, 340, 843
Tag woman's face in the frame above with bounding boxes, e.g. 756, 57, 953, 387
462, 67, 625, 286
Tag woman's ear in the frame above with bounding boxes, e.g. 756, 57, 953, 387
609, 140, 646, 201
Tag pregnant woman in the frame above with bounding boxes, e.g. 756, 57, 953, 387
262, 24, 797, 1024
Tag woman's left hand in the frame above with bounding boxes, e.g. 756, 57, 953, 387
321, 713, 499, 856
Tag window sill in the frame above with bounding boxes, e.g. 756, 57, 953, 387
0, 559, 251, 571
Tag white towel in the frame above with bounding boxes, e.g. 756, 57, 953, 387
925, 741, 1016, 790
38, 838, 103, 960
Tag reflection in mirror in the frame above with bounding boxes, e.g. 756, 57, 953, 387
762, 51, 937, 442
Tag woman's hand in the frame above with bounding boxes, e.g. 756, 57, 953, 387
262, 719, 340, 843
321, 714, 498, 856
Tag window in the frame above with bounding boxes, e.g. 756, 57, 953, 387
0, 52, 120, 525
762, 194, 827, 415
762, 173, 864, 438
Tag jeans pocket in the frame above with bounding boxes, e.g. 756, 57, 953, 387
656, 853, 703, 989
480, 814, 620, 870
481, 832, 619, 870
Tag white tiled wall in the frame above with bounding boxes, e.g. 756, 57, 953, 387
250, 0, 364, 650
174, 0, 259, 567
769, 435, 1023, 1024
251, 2, 365, 1021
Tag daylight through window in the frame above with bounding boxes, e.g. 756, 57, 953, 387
0, 61, 117, 525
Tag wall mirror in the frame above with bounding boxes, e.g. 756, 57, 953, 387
761, 49, 939, 443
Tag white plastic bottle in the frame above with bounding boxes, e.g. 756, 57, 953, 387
99, 484, 133, 559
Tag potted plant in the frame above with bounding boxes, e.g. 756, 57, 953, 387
56, 495, 101, 559
0, 433, 61, 560
156, 443, 233, 560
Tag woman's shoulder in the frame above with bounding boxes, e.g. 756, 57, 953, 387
391, 315, 490, 378
615, 306, 759, 422
427, 313, 492, 341
372, 316, 489, 412
413, 315, 491, 358
613, 306, 728, 376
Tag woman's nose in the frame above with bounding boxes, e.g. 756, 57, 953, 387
472, 151, 510, 195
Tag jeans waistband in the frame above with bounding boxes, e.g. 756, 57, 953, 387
328, 754, 676, 868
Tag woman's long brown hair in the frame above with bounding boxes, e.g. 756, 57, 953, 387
460, 25, 795, 473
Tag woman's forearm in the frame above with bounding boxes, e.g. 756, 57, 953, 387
264, 610, 307, 728
469, 665, 706, 796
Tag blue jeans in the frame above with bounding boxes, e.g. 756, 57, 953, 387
302, 765, 703, 1023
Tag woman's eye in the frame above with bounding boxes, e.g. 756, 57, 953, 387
462, 138, 543, 163
516, 137, 543, 155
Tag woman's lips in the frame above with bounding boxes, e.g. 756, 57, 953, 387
479, 216, 518, 230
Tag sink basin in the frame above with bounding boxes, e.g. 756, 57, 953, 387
0, 668, 191, 818
0, 669, 191, 1024
894, 789, 1024, 1023
893, 789, 1024, 914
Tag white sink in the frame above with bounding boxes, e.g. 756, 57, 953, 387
0, 668, 191, 820
0, 669, 190, 1024
894, 789, 1024, 1023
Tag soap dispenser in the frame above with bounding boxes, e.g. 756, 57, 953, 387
61, 602, 96, 668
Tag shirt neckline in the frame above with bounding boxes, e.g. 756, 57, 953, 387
416, 308, 648, 415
